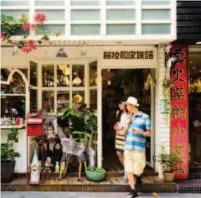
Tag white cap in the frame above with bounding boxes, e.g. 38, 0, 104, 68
125, 96, 140, 107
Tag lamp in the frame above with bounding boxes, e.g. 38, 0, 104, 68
73, 73, 82, 85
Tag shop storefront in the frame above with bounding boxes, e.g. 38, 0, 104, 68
1, 0, 177, 184
169, 0, 201, 181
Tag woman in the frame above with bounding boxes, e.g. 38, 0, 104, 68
114, 99, 131, 183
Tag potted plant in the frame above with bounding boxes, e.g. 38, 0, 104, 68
158, 144, 179, 182
59, 94, 97, 146
1, 128, 20, 182
85, 167, 106, 182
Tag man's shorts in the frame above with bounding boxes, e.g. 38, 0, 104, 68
124, 150, 146, 176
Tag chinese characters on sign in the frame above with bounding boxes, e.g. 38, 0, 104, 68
103, 50, 154, 60
170, 45, 188, 179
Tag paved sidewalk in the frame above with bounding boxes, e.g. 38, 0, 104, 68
1, 192, 201, 198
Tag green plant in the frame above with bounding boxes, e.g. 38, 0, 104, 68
59, 102, 97, 145
1, 128, 20, 161
86, 167, 105, 173
158, 144, 179, 173
162, 78, 173, 89
1, 13, 61, 53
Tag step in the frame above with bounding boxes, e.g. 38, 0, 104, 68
1, 176, 176, 193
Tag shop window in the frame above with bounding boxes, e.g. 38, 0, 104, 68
36, 25, 65, 35
72, 65, 84, 87
42, 65, 54, 87
0, 68, 10, 82
71, 10, 100, 21
90, 90, 97, 110
106, 9, 136, 20
1, 96, 26, 119
57, 65, 70, 87
57, 91, 69, 113
30, 89, 37, 111
1, 0, 29, 6
107, 24, 136, 35
1, 73, 26, 94
35, 0, 64, 6
42, 91, 54, 113
89, 62, 97, 87
71, 24, 100, 35
71, 1, 100, 6
35, 10, 65, 21
142, 0, 170, 6
106, 0, 135, 6
30, 62, 38, 86
142, 9, 170, 20
142, 24, 170, 35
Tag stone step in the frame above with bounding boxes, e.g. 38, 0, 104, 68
1, 176, 176, 193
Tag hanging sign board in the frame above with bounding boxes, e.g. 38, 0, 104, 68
170, 44, 188, 179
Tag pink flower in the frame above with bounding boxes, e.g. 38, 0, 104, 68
1, 33, 6, 39
22, 23, 30, 31
21, 46, 31, 53
28, 40, 36, 50
35, 12, 46, 24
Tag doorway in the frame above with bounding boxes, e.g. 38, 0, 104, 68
188, 46, 201, 168
102, 69, 155, 172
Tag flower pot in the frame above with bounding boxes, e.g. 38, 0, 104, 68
85, 167, 106, 182
164, 172, 175, 182
1, 160, 15, 183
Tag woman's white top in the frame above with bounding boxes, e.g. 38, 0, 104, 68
116, 111, 130, 129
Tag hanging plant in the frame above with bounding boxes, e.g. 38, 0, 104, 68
162, 78, 173, 89
1, 12, 61, 53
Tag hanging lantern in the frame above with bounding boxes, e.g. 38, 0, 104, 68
73, 73, 82, 85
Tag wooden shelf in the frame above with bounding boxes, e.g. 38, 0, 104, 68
1, 94, 26, 96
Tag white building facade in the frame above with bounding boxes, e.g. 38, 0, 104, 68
1, 0, 177, 174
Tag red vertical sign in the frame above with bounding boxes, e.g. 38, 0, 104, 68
170, 45, 188, 179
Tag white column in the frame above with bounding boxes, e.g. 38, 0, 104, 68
136, 0, 142, 36
97, 59, 102, 168
100, 0, 106, 35
155, 45, 171, 172
65, 0, 71, 36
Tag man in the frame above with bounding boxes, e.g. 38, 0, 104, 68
124, 96, 151, 198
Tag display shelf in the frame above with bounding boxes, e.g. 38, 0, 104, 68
0, 93, 26, 96
0, 125, 26, 129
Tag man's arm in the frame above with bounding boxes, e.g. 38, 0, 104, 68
132, 128, 151, 137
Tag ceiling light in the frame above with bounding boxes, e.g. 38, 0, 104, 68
192, 66, 196, 70
190, 61, 193, 64
196, 41, 201, 45
200, 70, 201, 73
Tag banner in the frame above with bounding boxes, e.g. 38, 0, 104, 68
170, 45, 188, 179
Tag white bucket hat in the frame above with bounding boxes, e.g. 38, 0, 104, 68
125, 96, 140, 107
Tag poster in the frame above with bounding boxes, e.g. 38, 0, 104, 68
170, 45, 188, 179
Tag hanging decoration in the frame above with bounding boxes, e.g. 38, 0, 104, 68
144, 73, 154, 90
1, 12, 61, 53
73, 73, 82, 85
189, 78, 201, 93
